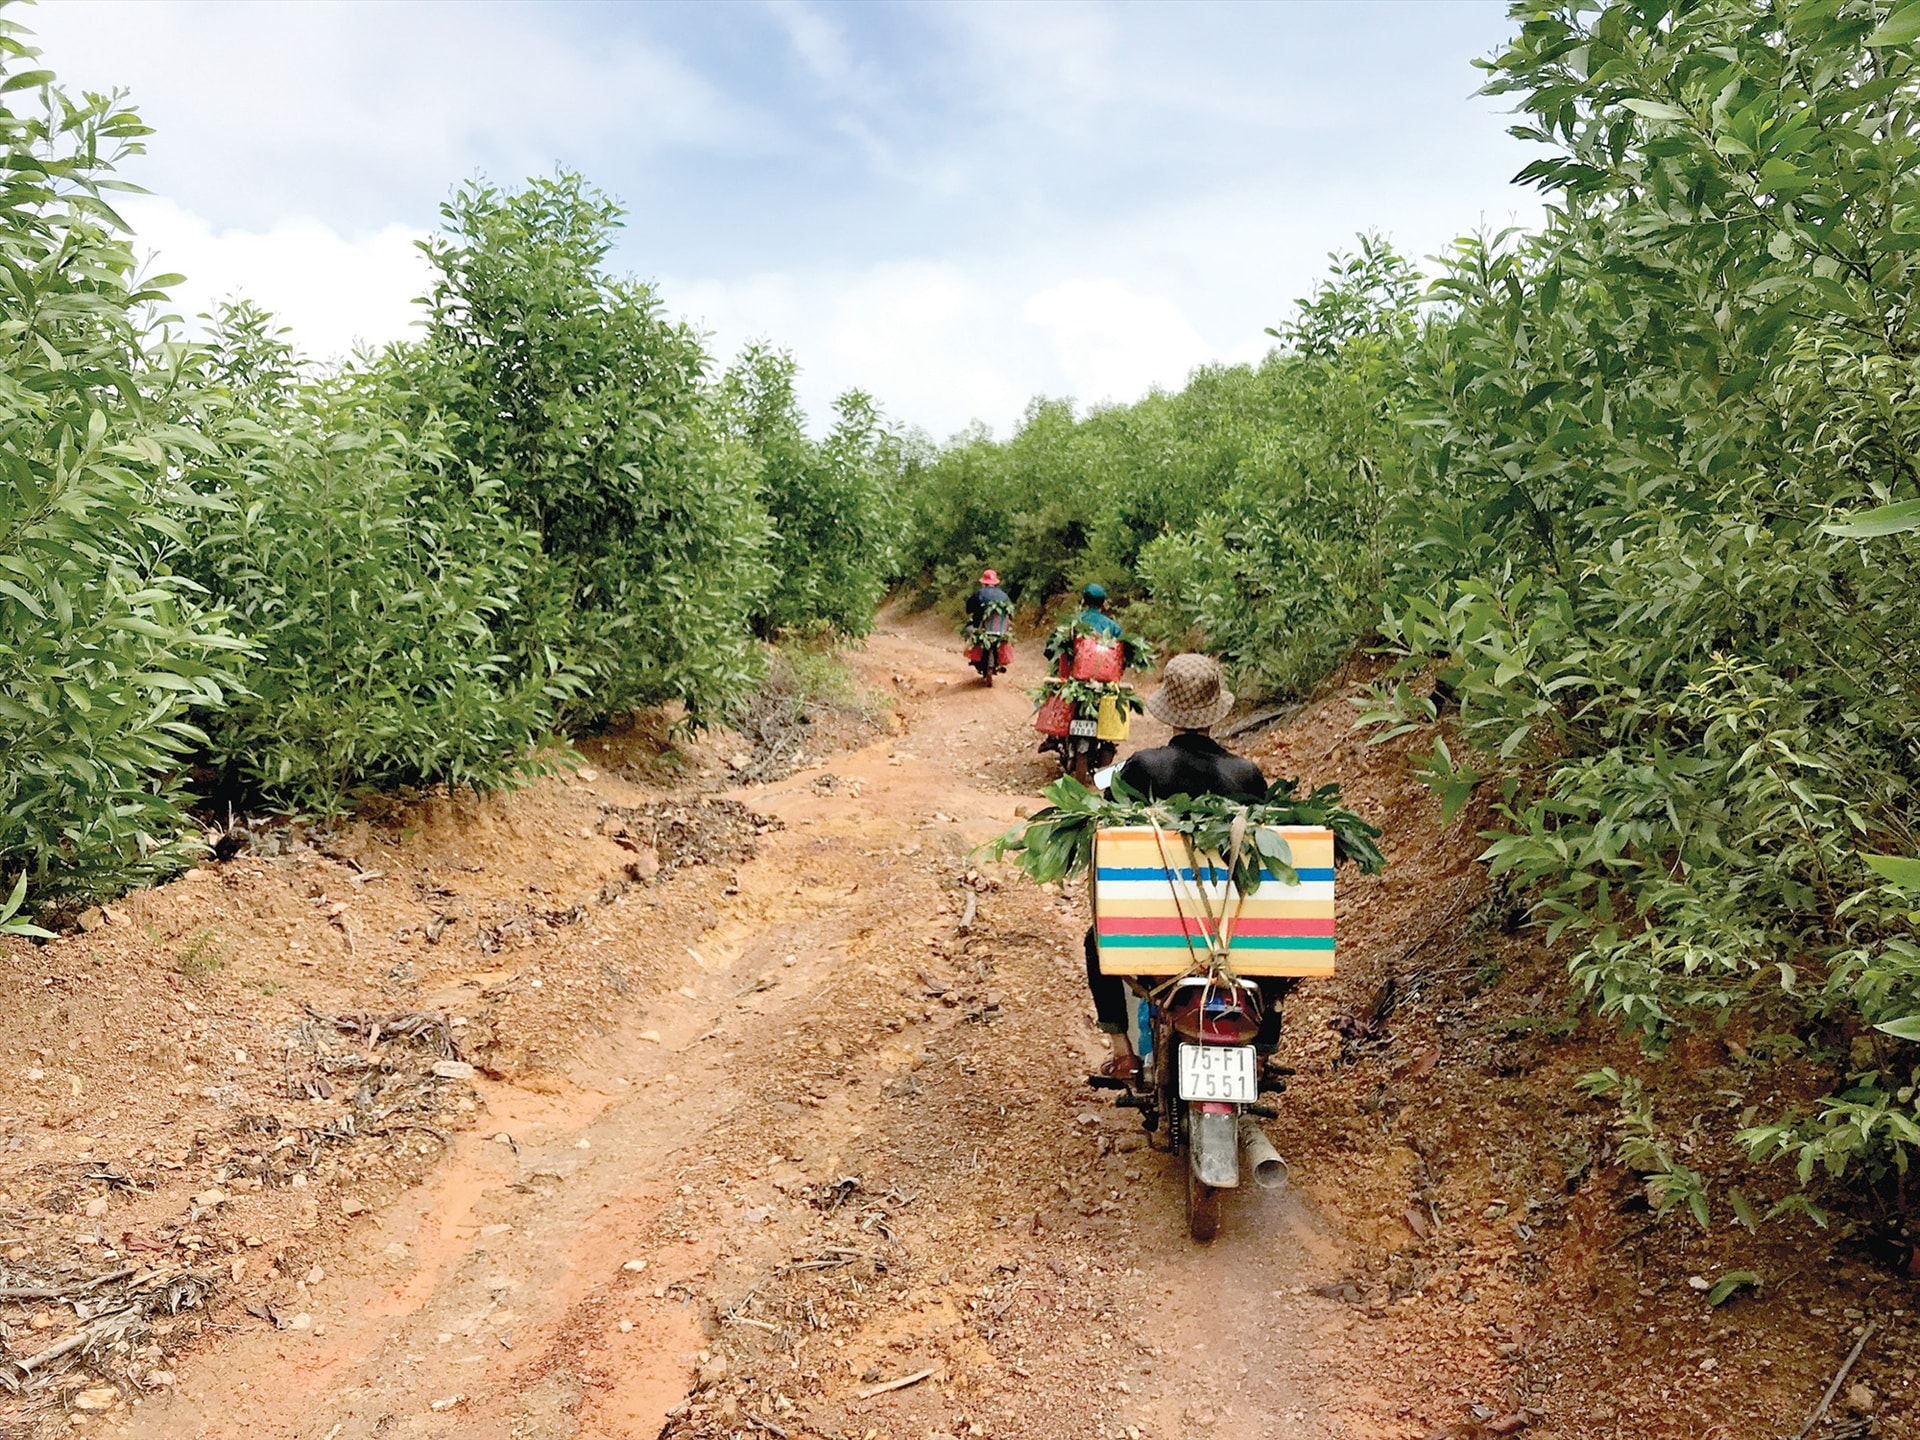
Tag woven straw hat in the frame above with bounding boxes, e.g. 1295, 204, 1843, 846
1146, 653, 1234, 730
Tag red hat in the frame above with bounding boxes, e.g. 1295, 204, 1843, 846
980, 569, 999, 585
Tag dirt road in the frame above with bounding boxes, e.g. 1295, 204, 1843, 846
9, 608, 1888, 1440
82, 611, 1421, 1440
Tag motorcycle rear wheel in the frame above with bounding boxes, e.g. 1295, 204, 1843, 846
1185, 1165, 1221, 1242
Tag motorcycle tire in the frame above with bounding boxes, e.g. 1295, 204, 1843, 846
1185, 1165, 1221, 1243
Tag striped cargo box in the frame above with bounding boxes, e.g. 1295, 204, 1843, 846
1092, 825, 1336, 978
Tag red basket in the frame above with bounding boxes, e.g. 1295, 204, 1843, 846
1072, 635, 1123, 682
1035, 692, 1075, 736
965, 644, 984, 663
997, 642, 1014, 667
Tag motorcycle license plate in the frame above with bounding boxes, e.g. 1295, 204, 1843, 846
1178, 1044, 1257, 1103
1068, 717, 1099, 737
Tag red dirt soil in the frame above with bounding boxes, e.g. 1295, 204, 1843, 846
0, 607, 1914, 1440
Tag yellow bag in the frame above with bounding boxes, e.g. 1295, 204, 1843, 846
1096, 694, 1131, 742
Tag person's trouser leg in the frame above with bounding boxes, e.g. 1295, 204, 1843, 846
1085, 928, 1129, 1035
1255, 977, 1299, 1053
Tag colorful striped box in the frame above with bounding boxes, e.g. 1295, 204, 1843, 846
1092, 825, 1336, 978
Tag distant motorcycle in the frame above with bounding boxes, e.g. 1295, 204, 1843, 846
963, 601, 1014, 685
1037, 700, 1119, 784
1035, 625, 1142, 784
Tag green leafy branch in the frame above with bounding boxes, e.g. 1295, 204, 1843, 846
0, 874, 51, 939
989, 772, 1385, 892
1030, 675, 1145, 716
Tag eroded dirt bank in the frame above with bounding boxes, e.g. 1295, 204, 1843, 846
2, 610, 1917, 1440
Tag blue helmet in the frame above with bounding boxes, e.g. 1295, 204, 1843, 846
1082, 583, 1108, 603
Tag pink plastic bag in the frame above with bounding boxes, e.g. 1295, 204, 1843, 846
1072, 635, 1123, 682
1035, 692, 1075, 736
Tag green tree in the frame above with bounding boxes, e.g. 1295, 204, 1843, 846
724, 343, 903, 638
1363, 0, 1920, 1203
179, 303, 572, 813
417, 173, 773, 723
0, 27, 239, 905
1140, 238, 1422, 696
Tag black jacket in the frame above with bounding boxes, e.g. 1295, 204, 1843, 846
1115, 732, 1265, 804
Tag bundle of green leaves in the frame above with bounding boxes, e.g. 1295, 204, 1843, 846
991, 773, 1385, 893
1030, 675, 1144, 718
961, 598, 1015, 651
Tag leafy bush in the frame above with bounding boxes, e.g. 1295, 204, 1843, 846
896, 242, 1419, 699
1139, 240, 1421, 696
416, 173, 773, 724
724, 344, 904, 638
1358, 0, 1920, 1208
0, 32, 239, 905
898, 398, 1102, 609
180, 304, 572, 813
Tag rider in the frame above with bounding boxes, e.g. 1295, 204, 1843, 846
967, 569, 1010, 627
1087, 652, 1296, 1078
1075, 582, 1121, 638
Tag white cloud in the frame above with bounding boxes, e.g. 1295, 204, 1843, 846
1023, 279, 1220, 409
25, 1, 1546, 437
29, 1, 766, 230
674, 261, 1031, 442
942, 3, 1119, 134
124, 198, 431, 361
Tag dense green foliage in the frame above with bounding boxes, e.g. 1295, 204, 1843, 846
1359, 0, 1920, 1209
1138, 239, 1422, 697
0, 38, 909, 909
723, 344, 904, 639
897, 243, 1417, 699
0, 30, 239, 901
180, 304, 569, 812
416, 175, 775, 724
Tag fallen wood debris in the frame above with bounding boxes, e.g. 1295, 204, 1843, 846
855, 1366, 937, 1400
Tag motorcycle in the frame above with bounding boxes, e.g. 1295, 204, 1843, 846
1090, 975, 1290, 1241
963, 604, 1014, 686
1038, 708, 1119, 785
1035, 626, 1139, 784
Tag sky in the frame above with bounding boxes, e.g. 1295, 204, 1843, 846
28, 0, 1543, 441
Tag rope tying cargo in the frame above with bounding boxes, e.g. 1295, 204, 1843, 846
1145, 817, 1252, 1014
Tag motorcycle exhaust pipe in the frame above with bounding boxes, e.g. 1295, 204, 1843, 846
1238, 1116, 1289, 1190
